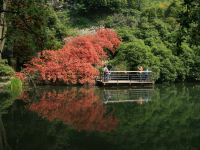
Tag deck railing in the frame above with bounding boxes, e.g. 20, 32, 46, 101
99, 71, 153, 82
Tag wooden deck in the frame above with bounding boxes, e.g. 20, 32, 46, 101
96, 71, 154, 86
97, 80, 154, 86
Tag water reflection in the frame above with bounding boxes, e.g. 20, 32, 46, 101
22, 87, 118, 132
0, 92, 15, 150
1, 84, 200, 150
102, 88, 153, 104
107, 84, 200, 150
0, 115, 11, 150
20, 87, 154, 132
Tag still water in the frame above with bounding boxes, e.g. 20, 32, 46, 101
0, 83, 200, 150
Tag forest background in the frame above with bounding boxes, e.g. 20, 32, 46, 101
0, 0, 199, 83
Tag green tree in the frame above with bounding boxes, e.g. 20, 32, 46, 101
2, 0, 75, 70
114, 38, 160, 79
179, 0, 200, 46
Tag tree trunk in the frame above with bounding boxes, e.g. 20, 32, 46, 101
0, 0, 7, 59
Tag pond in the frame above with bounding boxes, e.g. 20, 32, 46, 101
0, 83, 200, 150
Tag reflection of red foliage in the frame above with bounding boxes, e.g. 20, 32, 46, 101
21, 29, 121, 85
24, 88, 118, 132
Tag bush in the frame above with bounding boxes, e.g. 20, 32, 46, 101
20, 29, 121, 85
115, 39, 160, 69
4, 77, 23, 97
0, 64, 15, 76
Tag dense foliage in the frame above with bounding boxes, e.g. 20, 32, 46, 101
1, 0, 200, 82
2, 0, 76, 70
103, 0, 199, 82
0, 63, 14, 76
20, 29, 121, 85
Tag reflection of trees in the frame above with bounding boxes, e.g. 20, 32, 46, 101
0, 92, 15, 150
103, 84, 200, 150
3, 100, 72, 150
0, 115, 11, 150
0, 89, 22, 150
0, 92, 17, 114
3, 99, 116, 150
23, 88, 118, 132
2, 84, 200, 150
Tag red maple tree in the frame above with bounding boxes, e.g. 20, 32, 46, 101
19, 29, 121, 85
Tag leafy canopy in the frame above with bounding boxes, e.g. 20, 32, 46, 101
20, 29, 121, 85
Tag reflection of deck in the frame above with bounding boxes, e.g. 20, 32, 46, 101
104, 99, 150, 104
96, 71, 154, 86
102, 88, 153, 104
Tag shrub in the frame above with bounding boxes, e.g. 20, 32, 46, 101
21, 29, 121, 85
10, 77, 23, 97
0, 64, 15, 76
3, 77, 23, 97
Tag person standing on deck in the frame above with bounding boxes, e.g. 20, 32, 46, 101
144, 68, 149, 80
137, 66, 144, 81
103, 65, 110, 81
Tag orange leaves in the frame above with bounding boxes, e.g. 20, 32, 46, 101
96, 28, 121, 53
21, 28, 121, 85
15, 72, 26, 81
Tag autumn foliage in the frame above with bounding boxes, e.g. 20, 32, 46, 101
21, 88, 118, 132
20, 29, 121, 85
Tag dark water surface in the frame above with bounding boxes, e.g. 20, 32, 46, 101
0, 83, 200, 150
